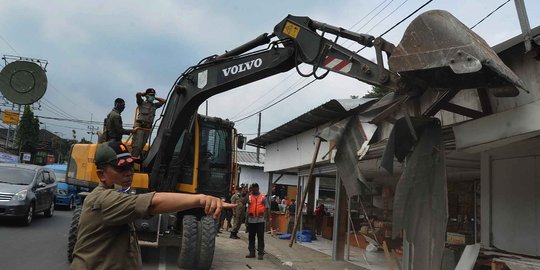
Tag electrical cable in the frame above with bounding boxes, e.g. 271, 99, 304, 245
233, 78, 317, 123
356, 0, 434, 53
0, 34, 20, 55
470, 0, 511, 30
378, 0, 434, 38
230, 2, 399, 123
365, 0, 412, 34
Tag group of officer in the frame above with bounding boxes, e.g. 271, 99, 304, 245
99, 88, 166, 158
96, 89, 273, 262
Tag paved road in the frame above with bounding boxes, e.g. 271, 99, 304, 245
0, 207, 72, 270
0, 209, 281, 270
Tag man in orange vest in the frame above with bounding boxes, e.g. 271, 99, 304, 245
245, 183, 270, 260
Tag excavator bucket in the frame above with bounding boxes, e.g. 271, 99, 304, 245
389, 10, 525, 97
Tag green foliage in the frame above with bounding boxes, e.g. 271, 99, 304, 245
16, 106, 40, 153
50, 137, 74, 163
79, 137, 92, 144
362, 86, 390, 99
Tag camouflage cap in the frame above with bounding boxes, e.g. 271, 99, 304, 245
94, 141, 134, 167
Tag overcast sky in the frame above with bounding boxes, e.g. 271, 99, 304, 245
0, 0, 537, 146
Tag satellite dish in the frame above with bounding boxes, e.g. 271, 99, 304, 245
0, 60, 47, 105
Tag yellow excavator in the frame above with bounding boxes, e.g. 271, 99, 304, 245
66, 10, 524, 269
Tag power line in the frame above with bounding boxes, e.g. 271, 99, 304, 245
0, 34, 20, 55
356, 0, 435, 53
470, 0, 511, 30
228, 72, 298, 119
365, 0, 412, 34
378, 0, 434, 38
350, 0, 392, 30
231, 72, 308, 121
0, 31, 94, 117
353, 0, 396, 34
341, 0, 395, 48
234, 79, 317, 123
231, 3, 398, 123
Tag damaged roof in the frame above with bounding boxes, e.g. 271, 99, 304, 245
248, 98, 376, 148
237, 151, 264, 167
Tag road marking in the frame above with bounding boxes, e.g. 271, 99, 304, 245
158, 247, 167, 270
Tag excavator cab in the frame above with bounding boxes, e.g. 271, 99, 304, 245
153, 114, 237, 198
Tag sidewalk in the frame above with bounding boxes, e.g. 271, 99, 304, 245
235, 229, 368, 270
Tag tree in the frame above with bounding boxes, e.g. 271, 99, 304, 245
79, 137, 92, 144
350, 95, 359, 99
362, 85, 390, 99
16, 105, 40, 154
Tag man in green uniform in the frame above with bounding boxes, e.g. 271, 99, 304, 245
102, 98, 132, 142
131, 88, 166, 158
230, 186, 244, 239
71, 141, 235, 269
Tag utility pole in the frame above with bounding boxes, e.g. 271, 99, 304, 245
256, 112, 261, 163
87, 113, 97, 142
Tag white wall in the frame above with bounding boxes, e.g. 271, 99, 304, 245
238, 165, 297, 195
481, 136, 540, 256
264, 126, 331, 172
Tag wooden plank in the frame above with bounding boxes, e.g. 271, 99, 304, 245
392, 250, 402, 270
383, 241, 395, 270
423, 90, 459, 116
442, 102, 484, 119
289, 137, 322, 247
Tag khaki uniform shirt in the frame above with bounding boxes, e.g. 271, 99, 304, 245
105, 109, 130, 141
136, 97, 164, 127
230, 192, 244, 217
71, 183, 155, 270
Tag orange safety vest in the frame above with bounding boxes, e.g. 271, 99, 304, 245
248, 194, 266, 218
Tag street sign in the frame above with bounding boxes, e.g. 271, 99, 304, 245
2, 110, 19, 125
22, 152, 31, 162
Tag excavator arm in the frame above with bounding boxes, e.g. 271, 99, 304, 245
144, 15, 409, 191
144, 11, 524, 191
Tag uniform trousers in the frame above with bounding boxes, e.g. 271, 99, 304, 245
247, 222, 265, 255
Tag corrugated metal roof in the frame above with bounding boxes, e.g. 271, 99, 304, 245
237, 150, 264, 167
248, 98, 376, 147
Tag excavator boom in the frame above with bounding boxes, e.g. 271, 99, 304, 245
145, 10, 524, 191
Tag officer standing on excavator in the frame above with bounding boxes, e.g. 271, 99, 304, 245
131, 88, 166, 158
100, 98, 133, 143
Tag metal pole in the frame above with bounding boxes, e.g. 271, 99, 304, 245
256, 112, 261, 163
474, 181, 478, 243
332, 171, 341, 261
15, 105, 21, 158
289, 137, 321, 247
205, 100, 208, 116
346, 195, 351, 260
5, 124, 10, 149
514, 0, 533, 52
89, 113, 94, 142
